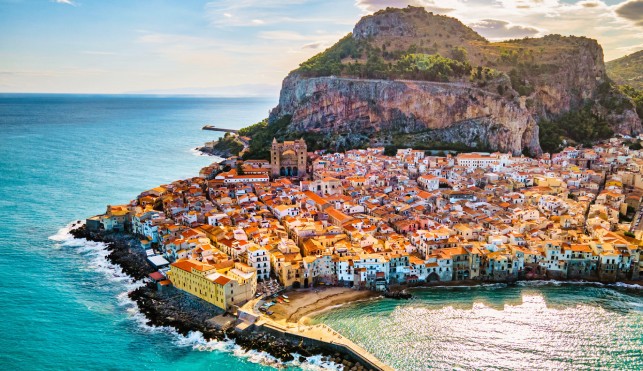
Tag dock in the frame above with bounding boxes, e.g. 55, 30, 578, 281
202, 125, 239, 134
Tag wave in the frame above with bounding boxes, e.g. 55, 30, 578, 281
172, 330, 343, 370
48, 221, 82, 242
517, 280, 642, 289
49, 222, 342, 370
189, 147, 210, 157
608, 282, 643, 290
50, 222, 137, 286
189, 147, 224, 162
409, 279, 643, 291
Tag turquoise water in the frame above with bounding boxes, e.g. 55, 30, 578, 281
0, 94, 292, 370
314, 283, 643, 370
1, 95, 641, 371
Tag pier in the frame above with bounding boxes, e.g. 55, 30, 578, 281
202, 125, 239, 134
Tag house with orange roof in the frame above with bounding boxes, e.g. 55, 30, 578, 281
100, 204, 131, 232
325, 207, 354, 227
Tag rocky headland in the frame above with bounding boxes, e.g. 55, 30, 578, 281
197, 133, 245, 158
244, 6, 642, 157
70, 225, 374, 369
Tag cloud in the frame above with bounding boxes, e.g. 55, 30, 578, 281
81, 51, 117, 56
53, 0, 76, 5
578, 1, 601, 8
205, 0, 310, 27
613, 42, 643, 57
470, 19, 540, 39
354, 0, 453, 14
615, 0, 643, 26
302, 42, 323, 49
259, 31, 310, 41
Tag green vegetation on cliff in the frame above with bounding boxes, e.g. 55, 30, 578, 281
298, 34, 361, 77
294, 12, 599, 100
205, 132, 244, 157
245, 7, 641, 157
239, 117, 290, 160
394, 53, 470, 81
606, 50, 643, 90
620, 85, 643, 120
298, 33, 471, 82
538, 105, 613, 153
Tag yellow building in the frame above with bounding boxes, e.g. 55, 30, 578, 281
168, 259, 256, 311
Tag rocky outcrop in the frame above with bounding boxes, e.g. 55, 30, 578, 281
271, 76, 540, 155
352, 6, 484, 43
72, 227, 367, 368
71, 225, 154, 280
267, 6, 641, 155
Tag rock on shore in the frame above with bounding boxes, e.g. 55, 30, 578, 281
70, 225, 154, 280
70, 226, 370, 368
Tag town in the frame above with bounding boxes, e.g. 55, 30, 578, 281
88, 136, 643, 313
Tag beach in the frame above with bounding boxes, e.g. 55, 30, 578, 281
267, 287, 381, 323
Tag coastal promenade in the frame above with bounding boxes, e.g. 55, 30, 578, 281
256, 319, 393, 371
240, 294, 392, 371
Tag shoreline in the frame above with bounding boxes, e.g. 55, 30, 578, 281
298, 295, 384, 325
68, 225, 641, 370
287, 280, 642, 325
69, 225, 371, 368
265, 287, 381, 324
192, 146, 226, 159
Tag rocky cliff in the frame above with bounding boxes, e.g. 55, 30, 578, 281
276, 76, 539, 154
267, 6, 641, 155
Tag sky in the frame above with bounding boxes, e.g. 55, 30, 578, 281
0, 0, 642, 94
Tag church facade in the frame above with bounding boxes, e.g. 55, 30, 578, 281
270, 138, 307, 178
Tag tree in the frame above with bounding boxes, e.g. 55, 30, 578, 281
538, 104, 613, 153
450, 46, 468, 63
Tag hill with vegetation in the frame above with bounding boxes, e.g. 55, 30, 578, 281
199, 132, 244, 158
607, 50, 643, 90
242, 6, 641, 159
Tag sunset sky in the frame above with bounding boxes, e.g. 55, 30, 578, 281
1, 0, 642, 94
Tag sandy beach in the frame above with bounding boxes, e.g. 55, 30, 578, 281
268, 287, 381, 323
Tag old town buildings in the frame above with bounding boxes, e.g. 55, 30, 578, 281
90, 136, 643, 310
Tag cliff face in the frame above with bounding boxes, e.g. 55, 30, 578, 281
268, 6, 641, 155
274, 76, 539, 155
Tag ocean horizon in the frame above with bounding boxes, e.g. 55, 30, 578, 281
1, 94, 641, 370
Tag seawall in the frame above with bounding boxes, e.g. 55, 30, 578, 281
257, 322, 392, 371
70, 225, 386, 369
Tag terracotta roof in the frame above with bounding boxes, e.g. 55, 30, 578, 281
212, 275, 231, 285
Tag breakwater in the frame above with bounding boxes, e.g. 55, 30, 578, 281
258, 322, 392, 371
70, 225, 384, 370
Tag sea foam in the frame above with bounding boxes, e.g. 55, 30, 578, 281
189, 147, 224, 162
49, 222, 343, 370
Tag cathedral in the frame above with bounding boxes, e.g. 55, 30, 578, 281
270, 138, 307, 178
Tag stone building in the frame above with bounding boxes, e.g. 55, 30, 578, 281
270, 138, 307, 178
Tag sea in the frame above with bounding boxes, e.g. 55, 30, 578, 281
0, 94, 641, 371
